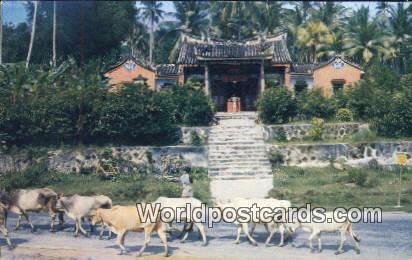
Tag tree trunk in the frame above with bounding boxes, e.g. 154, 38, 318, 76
149, 15, 154, 65
52, 0, 57, 67
26, 1, 38, 69
0, 1, 3, 65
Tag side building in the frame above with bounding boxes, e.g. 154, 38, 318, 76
104, 34, 364, 111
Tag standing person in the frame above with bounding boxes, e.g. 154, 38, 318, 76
180, 166, 193, 198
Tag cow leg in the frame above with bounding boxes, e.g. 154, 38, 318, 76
117, 230, 127, 254
49, 212, 56, 232
0, 225, 13, 249
235, 224, 241, 244
277, 224, 285, 247
58, 212, 65, 227
249, 223, 256, 236
335, 230, 346, 255
309, 232, 316, 252
157, 226, 169, 257
74, 219, 80, 237
21, 212, 35, 232
317, 233, 322, 252
137, 226, 155, 257
14, 215, 22, 231
194, 222, 207, 246
78, 218, 89, 237
180, 228, 189, 243
242, 223, 257, 246
265, 228, 276, 246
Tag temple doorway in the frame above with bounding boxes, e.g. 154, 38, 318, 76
210, 64, 259, 112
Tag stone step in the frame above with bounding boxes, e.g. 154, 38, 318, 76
208, 158, 271, 163
208, 146, 266, 152
208, 159, 270, 165
208, 142, 267, 146
208, 167, 272, 174
209, 166, 272, 172
208, 170, 272, 178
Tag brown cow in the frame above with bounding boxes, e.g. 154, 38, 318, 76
90, 205, 168, 256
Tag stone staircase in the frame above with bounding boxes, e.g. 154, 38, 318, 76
208, 112, 273, 201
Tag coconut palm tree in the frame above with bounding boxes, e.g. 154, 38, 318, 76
160, 1, 209, 62
311, 2, 347, 31
138, 1, 164, 65
124, 21, 149, 58
26, 1, 39, 68
387, 3, 411, 73
251, 1, 284, 37
210, 1, 255, 40
284, 2, 314, 62
296, 21, 334, 63
343, 6, 394, 65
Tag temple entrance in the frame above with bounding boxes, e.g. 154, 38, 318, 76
210, 64, 259, 112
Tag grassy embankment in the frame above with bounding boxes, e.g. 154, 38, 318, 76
268, 166, 412, 212
0, 163, 212, 205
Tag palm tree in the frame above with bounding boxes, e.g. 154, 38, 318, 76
26, 1, 38, 69
138, 1, 165, 65
125, 21, 149, 58
343, 6, 394, 64
387, 3, 411, 73
284, 2, 314, 62
210, 1, 255, 40
311, 2, 347, 31
296, 21, 334, 63
160, 1, 209, 62
251, 1, 284, 36
52, 1, 57, 67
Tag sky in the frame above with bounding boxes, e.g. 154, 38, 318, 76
1, 1, 401, 25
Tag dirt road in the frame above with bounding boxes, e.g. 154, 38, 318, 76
1, 212, 411, 259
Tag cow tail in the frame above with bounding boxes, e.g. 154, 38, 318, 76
348, 223, 360, 242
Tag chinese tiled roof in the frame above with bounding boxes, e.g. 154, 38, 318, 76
177, 33, 292, 64
155, 64, 179, 77
291, 56, 362, 74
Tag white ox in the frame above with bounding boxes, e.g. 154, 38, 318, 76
56, 194, 112, 237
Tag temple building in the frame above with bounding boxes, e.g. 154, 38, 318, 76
290, 56, 364, 97
104, 32, 363, 111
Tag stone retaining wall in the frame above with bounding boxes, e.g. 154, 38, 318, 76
267, 141, 412, 167
263, 123, 369, 141
0, 146, 207, 174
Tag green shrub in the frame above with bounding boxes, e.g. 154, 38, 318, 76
296, 89, 335, 120
0, 161, 62, 190
308, 117, 325, 141
275, 127, 287, 142
350, 128, 377, 143
336, 108, 354, 122
347, 169, 367, 187
190, 130, 203, 146
168, 85, 214, 126
257, 87, 297, 124
269, 151, 285, 167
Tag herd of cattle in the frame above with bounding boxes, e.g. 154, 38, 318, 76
0, 188, 361, 257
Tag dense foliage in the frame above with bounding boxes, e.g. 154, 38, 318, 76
296, 89, 335, 120
0, 62, 213, 149
3, 2, 411, 72
257, 87, 297, 124
256, 65, 412, 138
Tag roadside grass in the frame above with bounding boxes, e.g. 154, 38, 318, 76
268, 166, 412, 212
0, 163, 211, 205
